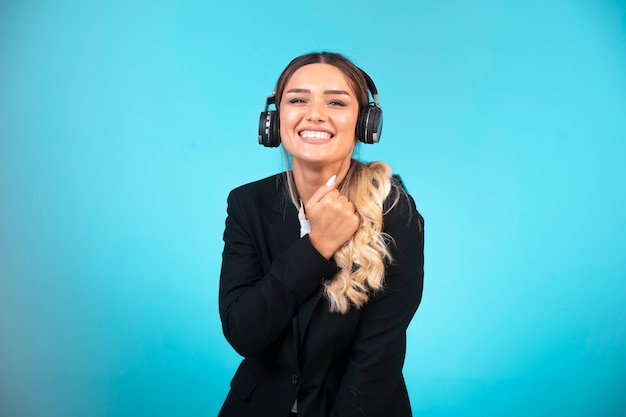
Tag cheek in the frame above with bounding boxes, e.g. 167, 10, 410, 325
279, 109, 299, 132
339, 113, 359, 135
277, 111, 289, 140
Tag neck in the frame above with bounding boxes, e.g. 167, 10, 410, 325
291, 158, 353, 203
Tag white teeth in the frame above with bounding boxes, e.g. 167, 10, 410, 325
300, 130, 332, 140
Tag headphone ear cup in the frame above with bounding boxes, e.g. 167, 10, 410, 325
258, 110, 281, 147
357, 104, 383, 144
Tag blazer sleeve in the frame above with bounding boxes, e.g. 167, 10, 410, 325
330, 191, 425, 416
219, 187, 339, 358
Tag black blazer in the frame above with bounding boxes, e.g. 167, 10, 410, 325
218, 173, 424, 417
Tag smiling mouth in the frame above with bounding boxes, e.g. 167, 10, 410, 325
299, 130, 333, 140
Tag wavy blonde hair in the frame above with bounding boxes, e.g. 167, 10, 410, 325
285, 159, 400, 314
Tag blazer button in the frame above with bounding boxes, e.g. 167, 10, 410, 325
292, 374, 299, 385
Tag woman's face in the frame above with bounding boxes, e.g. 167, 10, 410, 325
279, 63, 359, 172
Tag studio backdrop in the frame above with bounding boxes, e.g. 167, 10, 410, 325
1, 1, 625, 416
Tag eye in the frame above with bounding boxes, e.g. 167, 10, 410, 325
288, 98, 307, 104
328, 100, 346, 107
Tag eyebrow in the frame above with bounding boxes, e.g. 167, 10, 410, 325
285, 88, 351, 96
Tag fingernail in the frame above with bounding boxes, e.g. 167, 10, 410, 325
325, 175, 337, 187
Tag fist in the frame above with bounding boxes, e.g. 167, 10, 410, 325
305, 176, 360, 259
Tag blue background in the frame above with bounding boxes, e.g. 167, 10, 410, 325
1, 1, 625, 416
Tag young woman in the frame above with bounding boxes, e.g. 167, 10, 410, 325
218, 52, 424, 417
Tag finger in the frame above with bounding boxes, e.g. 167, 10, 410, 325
307, 174, 338, 205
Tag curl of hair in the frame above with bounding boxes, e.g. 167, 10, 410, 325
324, 160, 399, 313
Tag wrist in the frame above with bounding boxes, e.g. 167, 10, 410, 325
308, 233, 335, 260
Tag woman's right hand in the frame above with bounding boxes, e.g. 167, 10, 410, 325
305, 175, 360, 260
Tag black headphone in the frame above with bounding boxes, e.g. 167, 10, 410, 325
258, 68, 383, 147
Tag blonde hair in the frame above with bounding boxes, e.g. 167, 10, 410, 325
285, 159, 400, 314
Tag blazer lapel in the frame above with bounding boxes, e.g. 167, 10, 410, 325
267, 191, 299, 260
298, 292, 323, 344
266, 190, 303, 355
266, 185, 326, 351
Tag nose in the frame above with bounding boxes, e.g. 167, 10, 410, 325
306, 98, 326, 122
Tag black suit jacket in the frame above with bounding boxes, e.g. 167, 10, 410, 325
218, 173, 424, 417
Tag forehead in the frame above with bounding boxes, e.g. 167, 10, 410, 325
284, 63, 356, 94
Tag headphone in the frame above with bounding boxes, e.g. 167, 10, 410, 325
258, 68, 383, 147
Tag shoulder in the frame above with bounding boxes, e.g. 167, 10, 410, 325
228, 173, 286, 204
383, 175, 424, 232
230, 173, 284, 194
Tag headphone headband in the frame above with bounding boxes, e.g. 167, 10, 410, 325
359, 68, 380, 105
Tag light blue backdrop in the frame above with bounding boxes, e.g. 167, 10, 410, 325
1, 1, 625, 416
